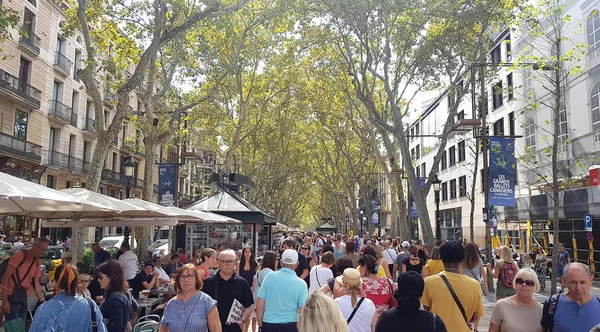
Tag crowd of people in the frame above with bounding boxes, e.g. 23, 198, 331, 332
0, 232, 597, 332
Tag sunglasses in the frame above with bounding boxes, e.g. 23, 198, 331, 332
301, 247, 309, 250
515, 278, 535, 287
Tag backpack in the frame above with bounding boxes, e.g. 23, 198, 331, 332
0, 250, 36, 285
541, 292, 600, 331
501, 262, 518, 288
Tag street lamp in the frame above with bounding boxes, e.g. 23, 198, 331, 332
432, 174, 442, 243
123, 155, 136, 244
376, 200, 382, 238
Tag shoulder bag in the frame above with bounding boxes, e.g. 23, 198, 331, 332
86, 297, 99, 332
439, 273, 472, 330
346, 297, 365, 324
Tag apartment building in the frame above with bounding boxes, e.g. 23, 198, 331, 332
0, 0, 168, 237
409, 0, 600, 254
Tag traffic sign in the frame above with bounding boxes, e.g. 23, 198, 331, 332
584, 214, 593, 232
586, 232, 594, 242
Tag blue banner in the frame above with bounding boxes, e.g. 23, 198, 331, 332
371, 200, 379, 224
488, 137, 516, 207
409, 177, 427, 218
158, 164, 177, 206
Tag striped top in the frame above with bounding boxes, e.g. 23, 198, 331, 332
160, 291, 216, 332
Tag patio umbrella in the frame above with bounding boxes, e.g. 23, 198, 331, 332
176, 207, 242, 224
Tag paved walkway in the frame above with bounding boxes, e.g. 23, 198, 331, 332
478, 280, 600, 331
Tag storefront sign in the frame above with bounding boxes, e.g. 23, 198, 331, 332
488, 137, 515, 207
158, 164, 177, 206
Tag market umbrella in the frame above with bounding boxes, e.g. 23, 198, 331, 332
177, 207, 242, 224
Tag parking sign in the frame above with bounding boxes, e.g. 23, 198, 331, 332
584, 214, 593, 232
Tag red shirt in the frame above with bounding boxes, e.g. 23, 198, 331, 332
178, 253, 190, 264
6, 250, 41, 295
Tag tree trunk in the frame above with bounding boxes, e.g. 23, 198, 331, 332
551, 38, 562, 296
135, 140, 157, 258
469, 137, 481, 242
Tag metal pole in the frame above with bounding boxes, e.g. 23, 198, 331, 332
124, 176, 131, 244
435, 191, 441, 242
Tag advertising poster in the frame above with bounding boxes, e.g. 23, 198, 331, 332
158, 164, 177, 206
488, 137, 516, 207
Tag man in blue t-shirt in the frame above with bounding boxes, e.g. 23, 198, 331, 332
546, 262, 600, 332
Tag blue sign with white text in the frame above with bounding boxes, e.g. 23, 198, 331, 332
409, 177, 427, 218
584, 214, 593, 232
158, 164, 177, 206
488, 137, 516, 207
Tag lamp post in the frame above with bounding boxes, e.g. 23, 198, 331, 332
359, 209, 364, 236
432, 174, 442, 243
123, 155, 136, 244
376, 201, 382, 238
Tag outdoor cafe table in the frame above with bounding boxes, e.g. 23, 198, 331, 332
138, 297, 162, 317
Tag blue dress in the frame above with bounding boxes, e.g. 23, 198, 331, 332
160, 291, 216, 332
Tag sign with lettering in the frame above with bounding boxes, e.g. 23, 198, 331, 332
158, 164, 177, 206
488, 137, 515, 207
409, 177, 427, 218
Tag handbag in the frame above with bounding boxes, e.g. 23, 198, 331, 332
385, 278, 397, 308
439, 273, 472, 330
479, 279, 489, 296
86, 297, 99, 332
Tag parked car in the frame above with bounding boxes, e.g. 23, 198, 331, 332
99, 236, 137, 249
150, 239, 169, 257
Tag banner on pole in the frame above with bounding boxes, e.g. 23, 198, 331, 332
371, 200, 379, 224
409, 177, 427, 218
488, 137, 516, 207
158, 164, 177, 206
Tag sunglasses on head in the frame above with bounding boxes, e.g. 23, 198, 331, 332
515, 278, 535, 287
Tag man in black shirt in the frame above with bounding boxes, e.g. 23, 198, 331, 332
164, 254, 179, 278
203, 249, 253, 332
281, 238, 309, 282
130, 263, 159, 299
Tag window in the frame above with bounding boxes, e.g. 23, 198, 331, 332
458, 141, 466, 162
591, 81, 600, 133
491, 45, 502, 63
558, 98, 568, 143
66, 181, 71, 188
411, 148, 416, 160
416, 165, 420, 178
421, 163, 426, 177
18, 57, 31, 84
507, 73, 514, 100
505, 35, 512, 61
46, 175, 55, 189
587, 9, 600, 50
457, 110, 465, 121
415, 144, 421, 159
459, 176, 467, 197
449, 146, 456, 166
23, 8, 36, 34
442, 182, 448, 200
450, 179, 457, 199
492, 81, 503, 110
524, 117, 536, 151
13, 110, 28, 140
523, 68, 532, 93
494, 118, 505, 136
441, 150, 447, 170
83, 141, 90, 162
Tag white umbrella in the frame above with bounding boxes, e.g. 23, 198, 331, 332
177, 207, 242, 224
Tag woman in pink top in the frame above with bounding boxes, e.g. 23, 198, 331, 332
359, 254, 397, 317
197, 248, 216, 280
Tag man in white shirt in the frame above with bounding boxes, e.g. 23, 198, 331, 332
152, 256, 170, 284
118, 242, 138, 283
12, 237, 24, 247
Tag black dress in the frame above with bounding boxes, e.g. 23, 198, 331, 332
402, 257, 426, 275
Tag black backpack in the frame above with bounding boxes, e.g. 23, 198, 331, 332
541, 292, 600, 331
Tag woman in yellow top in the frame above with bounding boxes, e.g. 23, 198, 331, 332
358, 245, 389, 277
425, 246, 445, 275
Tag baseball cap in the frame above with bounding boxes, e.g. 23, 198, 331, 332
401, 241, 410, 248
281, 249, 299, 265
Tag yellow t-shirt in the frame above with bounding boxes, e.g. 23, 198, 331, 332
356, 262, 387, 277
421, 271, 485, 332
425, 259, 445, 275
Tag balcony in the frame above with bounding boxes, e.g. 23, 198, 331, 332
101, 169, 128, 186
41, 150, 89, 174
73, 65, 81, 82
48, 100, 73, 125
0, 132, 41, 162
0, 70, 41, 109
53, 52, 72, 76
83, 118, 96, 135
19, 30, 40, 56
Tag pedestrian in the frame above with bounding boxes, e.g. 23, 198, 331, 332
540, 262, 600, 332
308, 251, 334, 294
486, 246, 519, 301
555, 242, 571, 284
425, 246, 444, 276
298, 291, 347, 332
343, 240, 360, 268
97, 260, 137, 332
533, 246, 548, 292
318, 257, 354, 299
45, 235, 53, 246
64, 235, 71, 251
393, 241, 410, 278
198, 248, 217, 280
375, 245, 393, 279
382, 241, 396, 275
335, 268, 376, 332
256, 249, 308, 332
12, 237, 24, 247
61, 251, 74, 266
190, 249, 202, 266
314, 233, 324, 261
177, 248, 189, 264
91, 243, 111, 267
358, 254, 396, 317
78, 273, 92, 299
130, 262, 159, 299
118, 242, 138, 285
360, 245, 387, 278
153, 256, 171, 285
416, 240, 429, 261
237, 247, 258, 332
164, 254, 180, 278
29, 265, 107, 332
375, 271, 446, 332
0, 237, 48, 324
421, 240, 484, 332
253, 251, 276, 323
299, 244, 315, 287
0, 235, 5, 247
489, 268, 542, 332
401, 245, 427, 278
159, 264, 222, 332
203, 250, 254, 332
333, 235, 345, 260
462, 242, 488, 296
281, 238, 309, 282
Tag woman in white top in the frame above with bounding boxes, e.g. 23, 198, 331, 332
382, 241, 396, 276
309, 252, 335, 294
335, 268, 376, 332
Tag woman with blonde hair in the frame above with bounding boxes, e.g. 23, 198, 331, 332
486, 246, 519, 301
298, 291, 348, 332
489, 268, 542, 332
335, 268, 376, 332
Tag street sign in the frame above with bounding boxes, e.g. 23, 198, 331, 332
584, 214, 593, 232
586, 232, 594, 242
